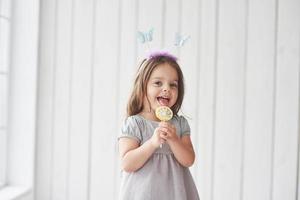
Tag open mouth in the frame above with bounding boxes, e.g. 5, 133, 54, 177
157, 96, 170, 106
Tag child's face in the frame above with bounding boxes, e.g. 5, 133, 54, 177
144, 63, 179, 113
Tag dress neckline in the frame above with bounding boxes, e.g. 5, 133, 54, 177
136, 114, 175, 124
136, 114, 160, 123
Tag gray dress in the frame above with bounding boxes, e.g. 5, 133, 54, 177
118, 115, 200, 200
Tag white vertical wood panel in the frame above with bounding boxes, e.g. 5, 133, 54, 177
243, 0, 276, 200
68, 0, 93, 199
51, 0, 73, 199
0, 5, 11, 186
0, 0, 11, 18
0, 74, 7, 128
89, 0, 120, 199
163, 0, 179, 51
118, 0, 138, 121
35, 0, 56, 199
180, 0, 200, 179
298, 127, 300, 200
7, 0, 39, 193
0, 128, 6, 186
214, 0, 247, 199
7, 0, 39, 187
137, 0, 163, 60
243, 0, 277, 199
0, 18, 10, 72
197, 0, 217, 199
117, 2, 139, 196
272, 0, 300, 199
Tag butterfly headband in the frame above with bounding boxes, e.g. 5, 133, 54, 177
137, 28, 190, 61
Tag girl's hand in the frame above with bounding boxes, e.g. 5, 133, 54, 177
150, 127, 166, 148
158, 122, 179, 143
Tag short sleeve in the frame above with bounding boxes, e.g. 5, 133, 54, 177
179, 116, 191, 136
118, 116, 142, 143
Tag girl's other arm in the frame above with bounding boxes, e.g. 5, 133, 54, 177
159, 122, 195, 167
167, 135, 195, 167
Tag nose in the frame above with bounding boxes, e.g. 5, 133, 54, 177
162, 85, 170, 92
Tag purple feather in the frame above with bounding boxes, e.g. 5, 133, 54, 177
147, 50, 178, 62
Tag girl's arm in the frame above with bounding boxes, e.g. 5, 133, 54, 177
119, 129, 163, 172
167, 135, 195, 167
119, 138, 156, 172
159, 122, 195, 167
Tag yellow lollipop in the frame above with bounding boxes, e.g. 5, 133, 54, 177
155, 106, 173, 121
155, 106, 173, 148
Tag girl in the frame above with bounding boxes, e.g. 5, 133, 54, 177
118, 52, 200, 200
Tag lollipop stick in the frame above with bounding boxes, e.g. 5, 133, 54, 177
155, 106, 173, 149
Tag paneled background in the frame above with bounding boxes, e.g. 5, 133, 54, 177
0, 0, 11, 188
35, 0, 300, 200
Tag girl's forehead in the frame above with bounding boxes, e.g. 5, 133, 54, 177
150, 63, 178, 79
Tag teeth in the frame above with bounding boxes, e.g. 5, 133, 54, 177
159, 96, 169, 99
157, 96, 170, 106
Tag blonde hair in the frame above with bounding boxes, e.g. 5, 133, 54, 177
126, 55, 185, 117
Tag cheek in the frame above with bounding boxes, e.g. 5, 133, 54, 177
147, 87, 158, 98
174, 89, 179, 97
172, 90, 179, 102
175, 95, 178, 103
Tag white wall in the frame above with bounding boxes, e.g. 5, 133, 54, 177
0, 0, 39, 199
35, 0, 300, 200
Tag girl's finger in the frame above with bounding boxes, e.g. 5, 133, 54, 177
160, 138, 166, 144
159, 122, 171, 128
160, 123, 176, 133
160, 133, 168, 140
159, 127, 169, 134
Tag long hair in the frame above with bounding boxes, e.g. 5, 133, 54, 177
126, 55, 185, 117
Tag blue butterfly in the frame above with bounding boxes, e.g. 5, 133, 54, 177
174, 32, 190, 47
137, 28, 154, 44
